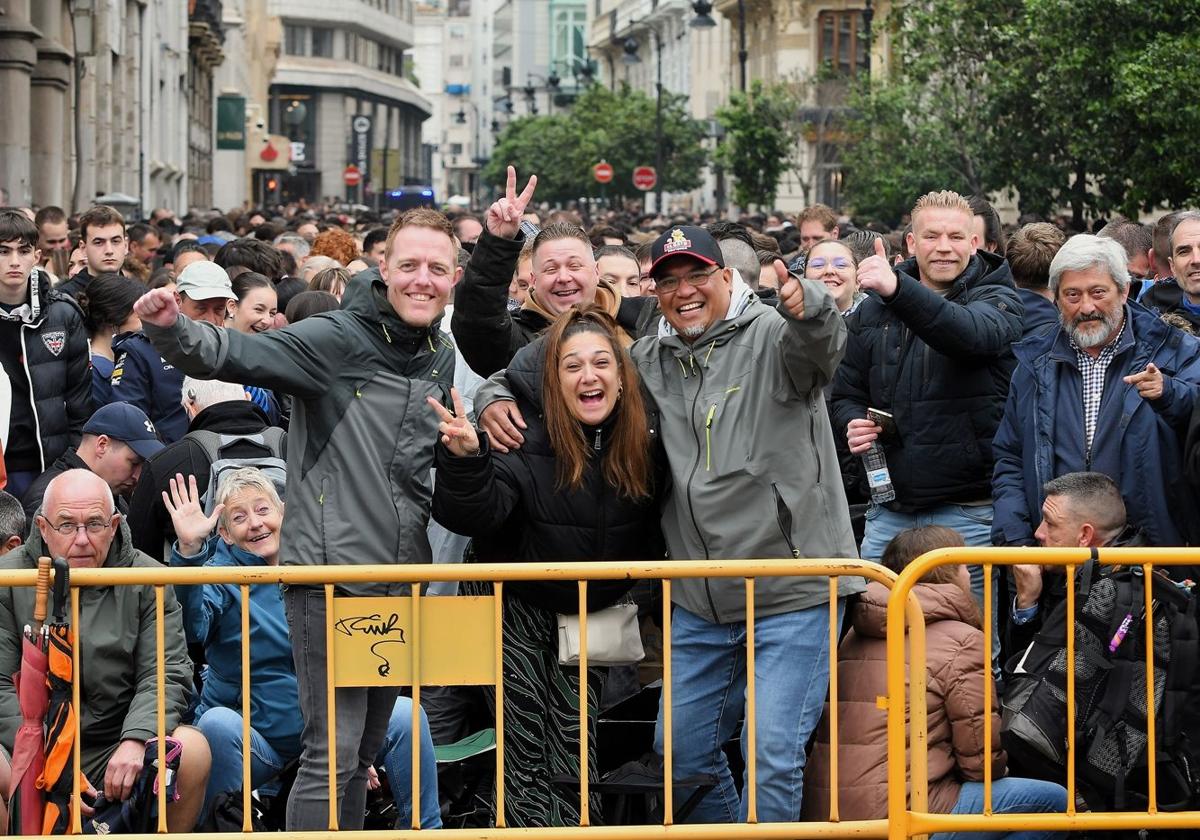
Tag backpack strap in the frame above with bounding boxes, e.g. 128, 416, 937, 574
1080, 547, 1100, 599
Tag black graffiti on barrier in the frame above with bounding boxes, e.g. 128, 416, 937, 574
335, 613, 408, 677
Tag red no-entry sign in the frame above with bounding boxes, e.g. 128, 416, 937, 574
343, 165, 362, 187
593, 162, 614, 183
633, 165, 657, 191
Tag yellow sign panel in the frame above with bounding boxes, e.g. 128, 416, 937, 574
331, 596, 496, 687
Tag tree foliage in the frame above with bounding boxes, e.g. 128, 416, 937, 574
843, 0, 1200, 227
481, 84, 707, 205
713, 80, 804, 210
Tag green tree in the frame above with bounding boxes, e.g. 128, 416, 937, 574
481, 84, 707, 205
842, 0, 1021, 225
842, 0, 1200, 227
713, 80, 801, 210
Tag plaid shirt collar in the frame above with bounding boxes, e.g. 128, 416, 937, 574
1071, 315, 1128, 457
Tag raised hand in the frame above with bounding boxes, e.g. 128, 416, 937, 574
776, 260, 806, 319
426, 387, 481, 457
163, 473, 223, 556
856, 237, 898, 298
133, 288, 181, 328
485, 166, 538, 240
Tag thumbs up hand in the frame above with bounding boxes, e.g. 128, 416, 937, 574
857, 236, 898, 298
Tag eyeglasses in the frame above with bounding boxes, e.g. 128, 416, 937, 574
808, 257, 852, 271
654, 267, 721, 294
39, 517, 112, 537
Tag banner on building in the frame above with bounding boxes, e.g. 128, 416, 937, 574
349, 114, 373, 182
216, 96, 246, 150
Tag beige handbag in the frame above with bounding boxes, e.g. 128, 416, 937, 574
556, 603, 645, 667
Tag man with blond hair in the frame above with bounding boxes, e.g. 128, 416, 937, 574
832, 190, 1022, 637
132, 207, 461, 832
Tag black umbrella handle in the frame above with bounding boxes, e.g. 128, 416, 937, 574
52, 557, 70, 624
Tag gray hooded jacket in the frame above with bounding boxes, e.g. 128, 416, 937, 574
144, 273, 455, 596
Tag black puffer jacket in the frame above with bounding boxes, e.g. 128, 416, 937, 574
0, 269, 91, 471
431, 339, 664, 614
831, 252, 1023, 512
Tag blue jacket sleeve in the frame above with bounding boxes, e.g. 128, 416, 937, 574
990, 378, 1035, 546
169, 538, 229, 647
109, 343, 155, 415
830, 310, 872, 436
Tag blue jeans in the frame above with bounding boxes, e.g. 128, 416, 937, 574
195, 705, 299, 817
931, 778, 1068, 840
860, 503, 999, 669
375, 697, 442, 829
654, 601, 844, 823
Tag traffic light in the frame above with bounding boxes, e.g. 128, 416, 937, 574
266, 177, 278, 191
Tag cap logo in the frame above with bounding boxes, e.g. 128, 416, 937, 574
144, 420, 155, 434
42, 330, 65, 357
663, 228, 692, 254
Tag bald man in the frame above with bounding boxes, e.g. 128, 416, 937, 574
0, 470, 210, 830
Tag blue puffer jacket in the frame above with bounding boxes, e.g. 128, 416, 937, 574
992, 302, 1200, 547
170, 538, 302, 758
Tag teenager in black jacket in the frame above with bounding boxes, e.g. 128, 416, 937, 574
429, 305, 663, 827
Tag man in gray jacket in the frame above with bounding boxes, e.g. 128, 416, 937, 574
480, 225, 861, 822
133, 209, 462, 831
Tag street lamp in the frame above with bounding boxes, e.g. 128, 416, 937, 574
523, 73, 560, 115
688, 1, 717, 27
690, 0, 747, 91
621, 37, 642, 65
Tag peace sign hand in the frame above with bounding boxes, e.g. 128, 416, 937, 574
163, 473, 223, 557
485, 166, 538, 240
427, 387, 481, 457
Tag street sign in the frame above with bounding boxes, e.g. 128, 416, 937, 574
349, 114, 373, 183
343, 165, 362, 187
593, 162, 614, 184
633, 165, 657, 191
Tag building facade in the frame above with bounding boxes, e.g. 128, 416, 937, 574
587, 0, 727, 214
267, 0, 432, 206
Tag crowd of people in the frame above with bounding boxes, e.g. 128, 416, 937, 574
0, 172, 1195, 838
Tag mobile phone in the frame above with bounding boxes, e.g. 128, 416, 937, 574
867, 407, 897, 439
518, 219, 541, 240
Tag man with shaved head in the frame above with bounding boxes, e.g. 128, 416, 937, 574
0, 469, 210, 829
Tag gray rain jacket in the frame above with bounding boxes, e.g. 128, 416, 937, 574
632, 277, 862, 622
144, 273, 455, 596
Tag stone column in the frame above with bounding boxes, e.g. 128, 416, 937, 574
0, 1, 39, 205
30, 0, 72, 208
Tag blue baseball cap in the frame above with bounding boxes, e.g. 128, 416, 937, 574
83, 403, 165, 460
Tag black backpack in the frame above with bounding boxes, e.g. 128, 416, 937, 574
1000, 554, 1200, 810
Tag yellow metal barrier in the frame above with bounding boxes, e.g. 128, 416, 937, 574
887, 547, 1200, 840
0, 558, 896, 839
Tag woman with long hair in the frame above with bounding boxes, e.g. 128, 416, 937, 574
428, 304, 663, 827
804, 526, 1067, 838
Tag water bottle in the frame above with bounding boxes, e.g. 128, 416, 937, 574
861, 441, 896, 503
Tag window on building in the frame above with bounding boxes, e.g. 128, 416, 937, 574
817, 10, 868, 76
345, 32, 359, 62
450, 143, 463, 155
449, 55, 464, 67
551, 4, 587, 75
449, 25, 465, 39
284, 25, 308, 56
311, 27, 334, 58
